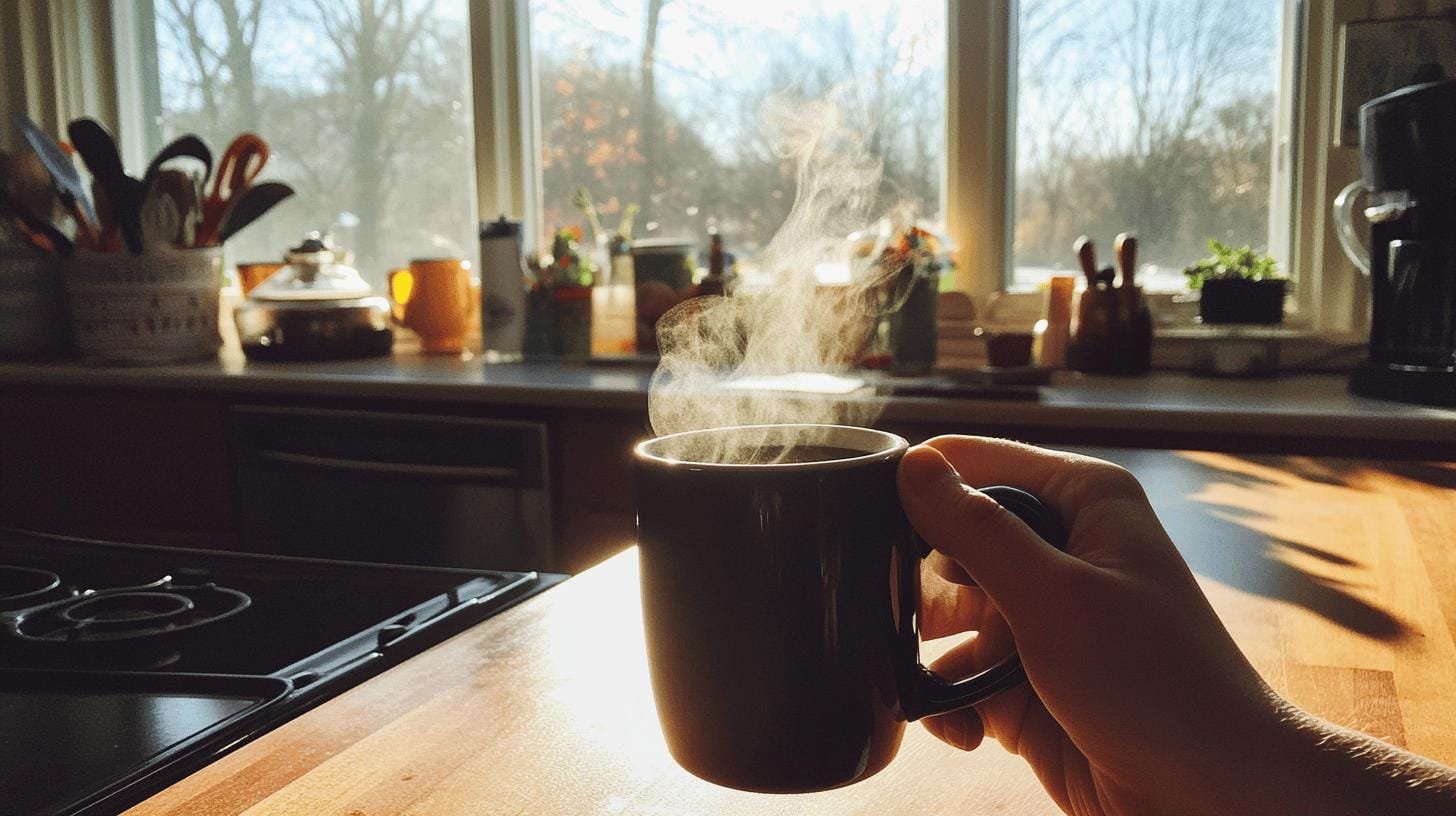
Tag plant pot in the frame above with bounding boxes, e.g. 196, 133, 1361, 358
1197, 278, 1286, 325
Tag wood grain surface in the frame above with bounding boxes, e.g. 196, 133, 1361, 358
128, 448, 1456, 815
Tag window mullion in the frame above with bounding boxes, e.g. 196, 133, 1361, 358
945, 0, 1014, 308
470, 0, 541, 253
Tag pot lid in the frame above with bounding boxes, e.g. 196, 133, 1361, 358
249, 233, 374, 301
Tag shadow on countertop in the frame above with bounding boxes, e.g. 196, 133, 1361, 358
1103, 449, 1413, 643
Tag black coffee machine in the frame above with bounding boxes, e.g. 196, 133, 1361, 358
1335, 80, 1456, 406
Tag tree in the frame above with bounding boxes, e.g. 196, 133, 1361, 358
159, 0, 264, 136
1013, 0, 1279, 274
156, 0, 479, 280
309, 0, 441, 269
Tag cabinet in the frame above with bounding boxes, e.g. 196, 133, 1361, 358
0, 386, 645, 573
0, 388, 236, 549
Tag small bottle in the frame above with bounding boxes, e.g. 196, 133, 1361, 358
591, 232, 638, 354
698, 230, 727, 297
1034, 275, 1075, 367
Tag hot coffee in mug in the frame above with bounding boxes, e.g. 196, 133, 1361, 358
634, 424, 1066, 793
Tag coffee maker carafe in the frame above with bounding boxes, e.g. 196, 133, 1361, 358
1334, 79, 1456, 406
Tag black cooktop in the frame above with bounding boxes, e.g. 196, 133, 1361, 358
0, 529, 563, 816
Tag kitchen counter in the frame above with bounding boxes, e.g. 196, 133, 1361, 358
2, 353, 1453, 456
128, 447, 1456, 815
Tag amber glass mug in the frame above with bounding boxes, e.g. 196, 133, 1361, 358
388, 258, 478, 354
634, 424, 1067, 793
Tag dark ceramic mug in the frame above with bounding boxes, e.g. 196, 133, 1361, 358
634, 424, 1067, 793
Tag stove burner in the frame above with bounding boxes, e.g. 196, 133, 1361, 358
0, 565, 65, 611
59, 591, 197, 630
6, 583, 251, 644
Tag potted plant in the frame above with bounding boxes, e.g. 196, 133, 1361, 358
1183, 240, 1286, 324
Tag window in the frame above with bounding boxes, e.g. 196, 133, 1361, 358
528, 0, 946, 262
135, 0, 479, 285
1011, 0, 1289, 292
106, 1, 1332, 327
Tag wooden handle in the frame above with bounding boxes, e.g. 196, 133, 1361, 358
1074, 236, 1097, 285
1114, 232, 1137, 288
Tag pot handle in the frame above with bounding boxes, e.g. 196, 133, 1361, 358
902, 485, 1067, 721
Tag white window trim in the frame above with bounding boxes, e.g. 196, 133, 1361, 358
469, 0, 542, 253
946, 1, 1013, 306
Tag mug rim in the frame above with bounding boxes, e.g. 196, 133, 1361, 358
635, 423, 908, 471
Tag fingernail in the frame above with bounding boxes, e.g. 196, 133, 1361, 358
944, 716, 979, 751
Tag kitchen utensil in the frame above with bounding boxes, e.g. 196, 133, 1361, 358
154, 169, 199, 246
388, 258, 477, 354
142, 134, 211, 190
216, 181, 293, 245
198, 134, 269, 245
140, 188, 181, 252
1073, 235, 1097, 287
1114, 233, 1136, 287
67, 118, 145, 254
233, 233, 393, 360
1114, 232, 1138, 319
13, 114, 97, 245
0, 186, 73, 255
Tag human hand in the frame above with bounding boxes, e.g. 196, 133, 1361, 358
898, 437, 1299, 816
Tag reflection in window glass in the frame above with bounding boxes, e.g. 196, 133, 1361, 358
1013, 0, 1284, 290
148, 0, 478, 285
530, 0, 946, 261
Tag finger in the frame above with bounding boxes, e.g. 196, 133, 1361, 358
899, 445, 1073, 621
923, 707, 985, 751
919, 567, 993, 640
924, 435, 1148, 521
919, 619, 1014, 752
929, 550, 975, 586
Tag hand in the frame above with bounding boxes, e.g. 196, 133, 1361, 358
897, 437, 1382, 816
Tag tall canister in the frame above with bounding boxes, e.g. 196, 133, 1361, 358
479, 216, 528, 360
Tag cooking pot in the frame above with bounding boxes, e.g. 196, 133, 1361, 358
234, 234, 393, 361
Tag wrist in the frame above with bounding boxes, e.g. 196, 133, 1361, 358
1257, 700, 1456, 816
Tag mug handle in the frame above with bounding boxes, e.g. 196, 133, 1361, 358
902, 485, 1068, 721
388, 267, 414, 326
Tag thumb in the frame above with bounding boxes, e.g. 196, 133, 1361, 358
898, 445, 1067, 622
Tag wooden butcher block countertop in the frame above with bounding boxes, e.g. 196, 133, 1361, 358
129, 448, 1456, 815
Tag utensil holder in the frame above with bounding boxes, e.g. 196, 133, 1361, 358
0, 252, 66, 358
62, 247, 224, 365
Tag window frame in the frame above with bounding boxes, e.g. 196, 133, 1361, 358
102, 0, 1359, 338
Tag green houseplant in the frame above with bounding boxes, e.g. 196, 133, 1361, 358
1183, 240, 1287, 324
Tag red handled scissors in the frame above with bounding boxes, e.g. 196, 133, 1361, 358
196, 133, 268, 245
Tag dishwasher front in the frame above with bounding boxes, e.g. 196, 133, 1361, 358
229, 405, 554, 572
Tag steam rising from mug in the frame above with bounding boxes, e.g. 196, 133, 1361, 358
648, 94, 900, 461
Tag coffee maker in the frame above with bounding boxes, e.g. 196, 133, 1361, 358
1334, 79, 1456, 406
